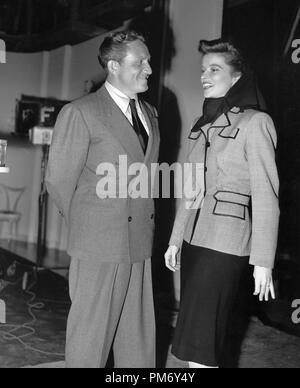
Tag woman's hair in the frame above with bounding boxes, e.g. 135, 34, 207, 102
199, 39, 247, 75
98, 30, 145, 69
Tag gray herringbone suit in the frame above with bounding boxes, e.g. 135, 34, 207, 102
46, 86, 160, 368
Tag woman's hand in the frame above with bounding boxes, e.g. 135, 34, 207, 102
253, 266, 276, 302
164, 246, 180, 272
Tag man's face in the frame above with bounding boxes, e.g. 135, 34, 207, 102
111, 40, 152, 98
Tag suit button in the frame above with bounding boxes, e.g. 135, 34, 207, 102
128, 217, 132, 222
205, 167, 208, 173
151, 214, 154, 219
206, 141, 211, 148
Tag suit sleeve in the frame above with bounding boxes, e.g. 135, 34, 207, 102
46, 103, 90, 226
246, 113, 280, 269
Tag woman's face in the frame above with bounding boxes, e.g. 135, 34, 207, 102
201, 53, 240, 98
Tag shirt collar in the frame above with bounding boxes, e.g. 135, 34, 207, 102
105, 81, 139, 115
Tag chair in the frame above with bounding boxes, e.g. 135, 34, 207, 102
0, 184, 25, 241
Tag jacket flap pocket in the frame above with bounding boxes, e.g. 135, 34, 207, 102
213, 201, 246, 220
218, 127, 240, 139
213, 191, 250, 220
214, 191, 250, 206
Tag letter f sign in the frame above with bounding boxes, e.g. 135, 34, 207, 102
0, 39, 6, 64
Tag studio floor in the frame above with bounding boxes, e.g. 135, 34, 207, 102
0, 256, 300, 368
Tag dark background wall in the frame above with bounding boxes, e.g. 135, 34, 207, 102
223, 0, 300, 276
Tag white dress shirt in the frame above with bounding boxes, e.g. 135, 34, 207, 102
105, 81, 149, 134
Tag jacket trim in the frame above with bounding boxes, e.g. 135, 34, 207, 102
213, 190, 251, 221
218, 127, 240, 139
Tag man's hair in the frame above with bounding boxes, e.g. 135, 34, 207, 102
199, 39, 247, 74
98, 30, 146, 69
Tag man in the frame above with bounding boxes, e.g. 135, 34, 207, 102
46, 30, 160, 368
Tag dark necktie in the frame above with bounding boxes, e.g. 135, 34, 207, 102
129, 99, 148, 153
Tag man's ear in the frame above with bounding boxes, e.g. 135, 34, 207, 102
107, 60, 120, 75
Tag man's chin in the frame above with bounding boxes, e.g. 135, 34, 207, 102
139, 84, 149, 94
131, 83, 148, 95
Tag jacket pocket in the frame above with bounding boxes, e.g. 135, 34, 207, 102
213, 191, 250, 220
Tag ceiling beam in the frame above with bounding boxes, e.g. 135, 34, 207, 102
70, 0, 81, 25
70, 21, 109, 37
85, 0, 151, 21
85, 0, 119, 21
0, 21, 110, 52
0, 0, 154, 52
13, 0, 23, 35
227, 0, 250, 8
26, 0, 33, 36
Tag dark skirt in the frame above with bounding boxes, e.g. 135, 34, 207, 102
171, 241, 249, 367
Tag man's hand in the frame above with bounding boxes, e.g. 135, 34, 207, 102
253, 266, 276, 302
164, 246, 180, 272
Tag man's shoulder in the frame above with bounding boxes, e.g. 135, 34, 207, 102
62, 88, 108, 119
71, 90, 100, 110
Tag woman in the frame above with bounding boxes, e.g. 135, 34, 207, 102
165, 39, 280, 369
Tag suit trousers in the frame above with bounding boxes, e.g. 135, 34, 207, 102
65, 257, 156, 368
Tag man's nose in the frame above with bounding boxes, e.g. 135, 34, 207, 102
144, 62, 152, 75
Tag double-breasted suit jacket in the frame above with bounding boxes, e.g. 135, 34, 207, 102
46, 85, 160, 264
169, 107, 280, 269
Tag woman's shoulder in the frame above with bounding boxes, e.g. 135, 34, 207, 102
236, 109, 277, 145
232, 107, 273, 121
230, 108, 275, 130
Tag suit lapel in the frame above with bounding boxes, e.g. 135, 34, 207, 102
96, 86, 145, 161
198, 111, 239, 139
210, 112, 231, 130
188, 123, 209, 156
188, 109, 241, 156
215, 108, 241, 139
